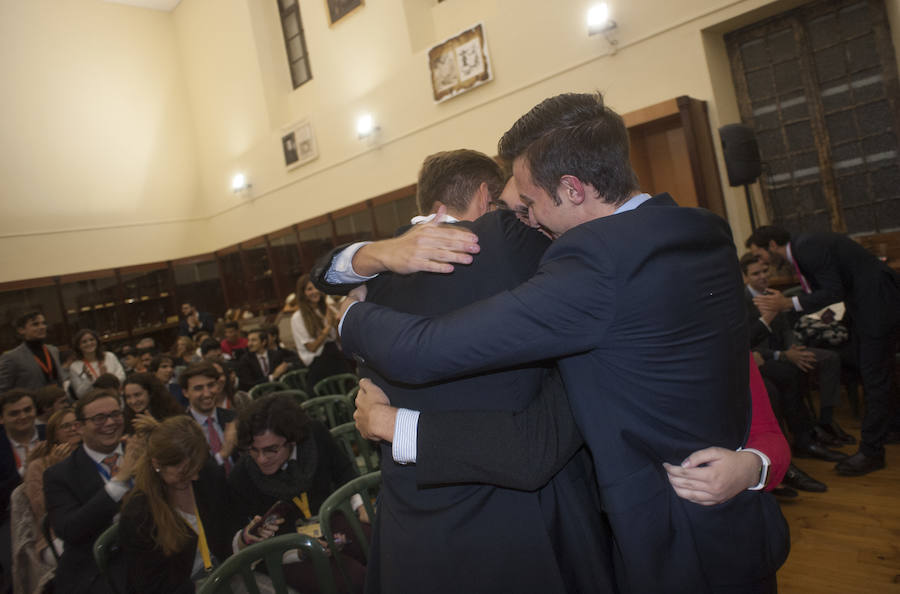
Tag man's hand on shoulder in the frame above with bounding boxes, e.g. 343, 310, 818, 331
352, 205, 480, 276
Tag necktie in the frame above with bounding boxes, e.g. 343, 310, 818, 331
792, 258, 811, 293
206, 417, 232, 474
103, 453, 119, 477
259, 355, 269, 375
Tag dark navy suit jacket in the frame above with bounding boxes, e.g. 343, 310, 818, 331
340, 195, 790, 593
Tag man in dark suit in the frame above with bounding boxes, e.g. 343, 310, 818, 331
0, 311, 64, 394
313, 149, 612, 594
749, 225, 900, 476
337, 93, 788, 593
181, 362, 237, 472
235, 329, 291, 392
44, 389, 142, 594
178, 301, 215, 339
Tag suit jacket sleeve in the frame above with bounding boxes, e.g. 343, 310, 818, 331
44, 459, 120, 547
341, 234, 611, 384
415, 368, 584, 490
0, 353, 17, 393
311, 243, 364, 296
236, 356, 260, 392
745, 354, 789, 489
794, 238, 845, 313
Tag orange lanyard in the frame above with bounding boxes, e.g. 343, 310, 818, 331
83, 360, 100, 379
33, 346, 53, 376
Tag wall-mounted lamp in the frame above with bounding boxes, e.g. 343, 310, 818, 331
587, 3, 619, 52
356, 113, 380, 140
231, 172, 251, 196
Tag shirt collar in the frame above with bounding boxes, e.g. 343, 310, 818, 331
189, 407, 217, 427
410, 213, 460, 225
83, 443, 124, 465
280, 444, 298, 471
746, 284, 763, 298
785, 242, 796, 266
7, 428, 40, 449
613, 193, 652, 215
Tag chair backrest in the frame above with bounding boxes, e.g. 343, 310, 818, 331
330, 422, 380, 475
318, 471, 381, 590
313, 373, 359, 397
196, 533, 337, 594
280, 369, 309, 391
248, 381, 288, 400
93, 522, 121, 594
269, 389, 310, 405
301, 395, 354, 429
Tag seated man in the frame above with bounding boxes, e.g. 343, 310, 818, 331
178, 301, 215, 339
182, 363, 237, 473
219, 322, 248, 360
199, 337, 223, 362
44, 389, 142, 594
264, 325, 303, 369
235, 329, 291, 392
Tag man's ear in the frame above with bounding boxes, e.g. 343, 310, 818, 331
558, 175, 587, 205
768, 239, 778, 251
476, 182, 491, 214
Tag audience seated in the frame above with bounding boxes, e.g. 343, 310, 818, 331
228, 394, 368, 593
122, 373, 185, 436
219, 322, 248, 360
91, 373, 122, 394
235, 329, 292, 392
199, 338, 222, 362
149, 355, 187, 408
170, 336, 199, 368
34, 385, 70, 428
177, 302, 215, 340
181, 363, 237, 474
44, 389, 143, 594
68, 330, 126, 400
291, 274, 352, 392
210, 361, 251, 413
264, 325, 303, 369
117, 345, 139, 375
0, 311, 64, 394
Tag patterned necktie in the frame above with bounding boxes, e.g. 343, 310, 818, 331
103, 453, 119, 477
206, 417, 231, 473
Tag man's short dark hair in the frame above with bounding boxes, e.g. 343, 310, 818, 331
149, 354, 174, 373
746, 225, 791, 250
13, 310, 43, 330
248, 329, 269, 347
0, 389, 35, 416
415, 150, 505, 215
93, 373, 122, 392
739, 252, 763, 275
74, 389, 119, 421
199, 338, 221, 356
224, 321, 239, 331
264, 325, 279, 340
511, 95, 638, 207
237, 394, 310, 449
34, 385, 67, 414
179, 361, 220, 390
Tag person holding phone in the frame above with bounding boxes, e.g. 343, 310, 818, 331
228, 394, 368, 593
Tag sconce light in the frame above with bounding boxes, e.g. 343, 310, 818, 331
587, 3, 619, 52
356, 113, 380, 140
231, 173, 251, 196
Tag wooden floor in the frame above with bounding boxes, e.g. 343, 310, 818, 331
777, 407, 900, 593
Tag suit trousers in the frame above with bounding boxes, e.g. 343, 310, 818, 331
759, 359, 813, 446
858, 325, 900, 457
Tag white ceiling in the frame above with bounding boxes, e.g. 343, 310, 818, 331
103, 0, 182, 12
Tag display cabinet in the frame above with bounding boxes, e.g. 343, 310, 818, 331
118, 264, 178, 344
172, 254, 226, 319
58, 271, 125, 342
241, 237, 278, 311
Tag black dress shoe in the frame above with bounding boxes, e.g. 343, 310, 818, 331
816, 421, 856, 445
772, 485, 799, 498
793, 441, 849, 462
782, 464, 827, 492
835, 451, 886, 477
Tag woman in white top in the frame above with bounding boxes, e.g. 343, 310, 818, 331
68, 329, 126, 398
290, 273, 351, 392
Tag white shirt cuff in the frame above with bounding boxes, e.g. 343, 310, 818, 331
338, 301, 360, 336
392, 408, 420, 464
791, 296, 802, 311
104, 479, 130, 502
325, 242, 377, 284
214, 452, 225, 466
757, 317, 772, 332
350, 494, 364, 511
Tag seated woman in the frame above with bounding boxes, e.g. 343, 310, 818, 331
211, 360, 251, 413
23, 407, 82, 561
229, 394, 369, 593
119, 416, 275, 594
290, 274, 352, 393
122, 373, 185, 435
149, 354, 187, 408
68, 329, 126, 399
170, 336, 199, 368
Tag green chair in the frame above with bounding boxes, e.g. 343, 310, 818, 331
346, 385, 359, 409
301, 395, 354, 429
313, 373, 359, 397
281, 368, 309, 391
93, 522, 122, 594
270, 389, 310, 405
249, 381, 288, 400
319, 471, 381, 591
330, 422, 380, 475
196, 533, 337, 594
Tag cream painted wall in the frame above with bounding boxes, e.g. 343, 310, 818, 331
2, 0, 899, 283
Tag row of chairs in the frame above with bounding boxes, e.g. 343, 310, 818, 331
93, 471, 383, 594
249, 372, 360, 401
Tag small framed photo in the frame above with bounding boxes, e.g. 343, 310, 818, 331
428, 22, 493, 103
281, 119, 318, 170
325, 0, 363, 26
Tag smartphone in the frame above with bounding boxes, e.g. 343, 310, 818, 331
249, 500, 293, 537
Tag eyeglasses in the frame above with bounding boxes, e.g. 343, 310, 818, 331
247, 441, 289, 459
58, 421, 81, 431
80, 410, 124, 425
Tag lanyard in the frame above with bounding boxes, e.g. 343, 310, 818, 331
292, 493, 311, 519
193, 500, 214, 572
83, 360, 100, 379
93, 459, 112, 481
33, 346, 53, 377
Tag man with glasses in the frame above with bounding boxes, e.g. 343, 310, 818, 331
44, 389, 143, 594
181, 363, 237, 473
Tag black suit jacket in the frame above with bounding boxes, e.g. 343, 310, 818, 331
119, 458, 233, 594
315, 211, 613, 594
44, 445, 124, 594
745, 287, 795, 359
340, 196, 789, 593
0, 424, 45, 517
235, 349, 287, 392
791, 232, 900, 338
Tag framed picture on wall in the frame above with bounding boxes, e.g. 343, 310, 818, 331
325, 0, 363, 26
281, 119, 318, 170
428, 22, 493, 103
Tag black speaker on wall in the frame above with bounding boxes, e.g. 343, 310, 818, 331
719, 124, 762, 187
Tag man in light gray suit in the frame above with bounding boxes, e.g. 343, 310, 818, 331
0, 310, 64, 394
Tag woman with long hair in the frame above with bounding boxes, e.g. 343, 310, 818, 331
122, 373, 185, 435
170, 336, 199, 367
119, 416, 275, 594
210, 360, 250, 413
149, 354, 187, 408
23, 407, 82, 559
290, 273, 351, 392
68, 329, 126, 398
